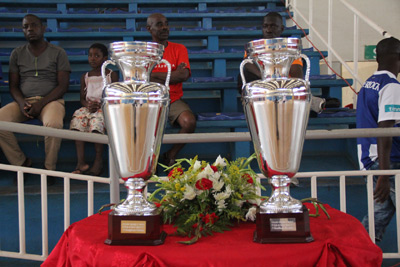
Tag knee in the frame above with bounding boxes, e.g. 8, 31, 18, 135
43, 119, 64, 129
179, 112, 196, 132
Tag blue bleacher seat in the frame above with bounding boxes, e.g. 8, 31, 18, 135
188, 49, 225, 54
197, 112, 246, 121
221, 26, 257, 31
317, 108, 356, 118
310, 74, 337, 80
58, 28, 94, 32
192, 77, 235, 83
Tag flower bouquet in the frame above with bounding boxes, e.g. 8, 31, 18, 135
149, 154, 264, 244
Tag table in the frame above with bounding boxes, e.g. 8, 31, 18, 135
42, 204, 382, 267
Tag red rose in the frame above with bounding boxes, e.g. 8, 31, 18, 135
202, 213, 219, 224
195, 178, 213, 190
210, 165, 218, 172
154, 202, 161, 208
242, 173, 254, 184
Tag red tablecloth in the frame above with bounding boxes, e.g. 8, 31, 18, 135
42, 204, 382, 267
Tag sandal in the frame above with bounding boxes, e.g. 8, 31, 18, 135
72, 169, 88, 174
72, 164, 89, 174
87, 168, 103, 176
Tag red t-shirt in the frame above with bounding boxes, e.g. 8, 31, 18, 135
152, 41, 191, 103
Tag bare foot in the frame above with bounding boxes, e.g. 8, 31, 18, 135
88, 161, 103, 176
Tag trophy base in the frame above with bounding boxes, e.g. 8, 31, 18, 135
105, 210, 166, 246
254, 205, 313, 243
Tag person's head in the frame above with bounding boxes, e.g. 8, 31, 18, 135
146, 13, 169, 45
262, 12, 284, 39
22, 14, 46, 43
376, 37, 400, 75
88, 43, 108, 70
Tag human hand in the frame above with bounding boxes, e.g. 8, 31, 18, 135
26, 101, 44, 118
87, 100, 101, 113
176, 62, 187, 71
19, 101, 33, 118
374, 175, 390, 203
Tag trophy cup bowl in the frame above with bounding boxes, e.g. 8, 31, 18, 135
102, 41, 170, 245
240, 38, 314, 243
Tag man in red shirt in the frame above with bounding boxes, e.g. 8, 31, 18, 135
147, 13, 196, 166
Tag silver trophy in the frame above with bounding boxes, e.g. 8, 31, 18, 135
240, 38, 313, 243
102, 41, 170, 245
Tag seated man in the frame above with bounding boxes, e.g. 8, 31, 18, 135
0, 14, 70, 173
146, 13, 196, 166
239, 12, 326, 114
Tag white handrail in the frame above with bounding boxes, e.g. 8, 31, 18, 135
339, 0, 392, 38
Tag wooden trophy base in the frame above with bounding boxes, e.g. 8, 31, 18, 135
105, 211, 166, 246
254, 205, 314, 243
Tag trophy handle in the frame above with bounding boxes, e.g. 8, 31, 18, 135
300, 54, 310, 82
239, 58, 255, 86
160, 59, 171, 88
102, 59, 116, 86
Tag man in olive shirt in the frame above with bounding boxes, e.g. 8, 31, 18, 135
0, 14, 70, 174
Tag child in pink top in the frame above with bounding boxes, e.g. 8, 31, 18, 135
70, 43, 118, 175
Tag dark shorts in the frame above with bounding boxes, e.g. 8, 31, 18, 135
168, 99, 193, 126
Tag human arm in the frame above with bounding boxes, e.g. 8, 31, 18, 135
110, 70, 119, 83
289, 63, 303, 79
151, 62, 190, 84
375, 120, 395, 203
9, 71, 32, 118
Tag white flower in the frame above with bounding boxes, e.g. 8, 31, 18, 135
211, 179, 224, 192
193, 160, 202, 172
225, 185, 233, 196
216, 199, 227, 211
234, 199, 245, 207
245, 207, 257, 221
214, 191, 230, 201
182, 185, 196, 200
196, 164, 214, 180
214, 155, 227, 167
248, 198, 262, 206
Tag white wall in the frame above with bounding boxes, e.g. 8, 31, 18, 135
292, 0, 400, 61
290, 0, 400, 107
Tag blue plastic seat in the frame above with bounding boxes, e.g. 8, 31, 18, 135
197, 112, 246, 121
310, 74, 337, 80
192, 77, 235, 83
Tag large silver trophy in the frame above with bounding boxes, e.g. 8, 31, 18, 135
102, 41, 170, 245
240, 38, 313, 243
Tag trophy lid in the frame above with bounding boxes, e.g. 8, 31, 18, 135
245, 38, 302, 58
109, 41, 164, 60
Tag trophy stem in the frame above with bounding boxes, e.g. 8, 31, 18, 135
260, 175, 302, 214
114, 178, 158, 216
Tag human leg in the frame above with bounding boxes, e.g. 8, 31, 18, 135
87, 110, 105, 176
39, 99, 65, 170
70, 107, 92, 173
165, 100, 196, 165
362, 161, 396, 241
0, 101, 30, 166
71, 140, 89, 174
89, 142, 104, 176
